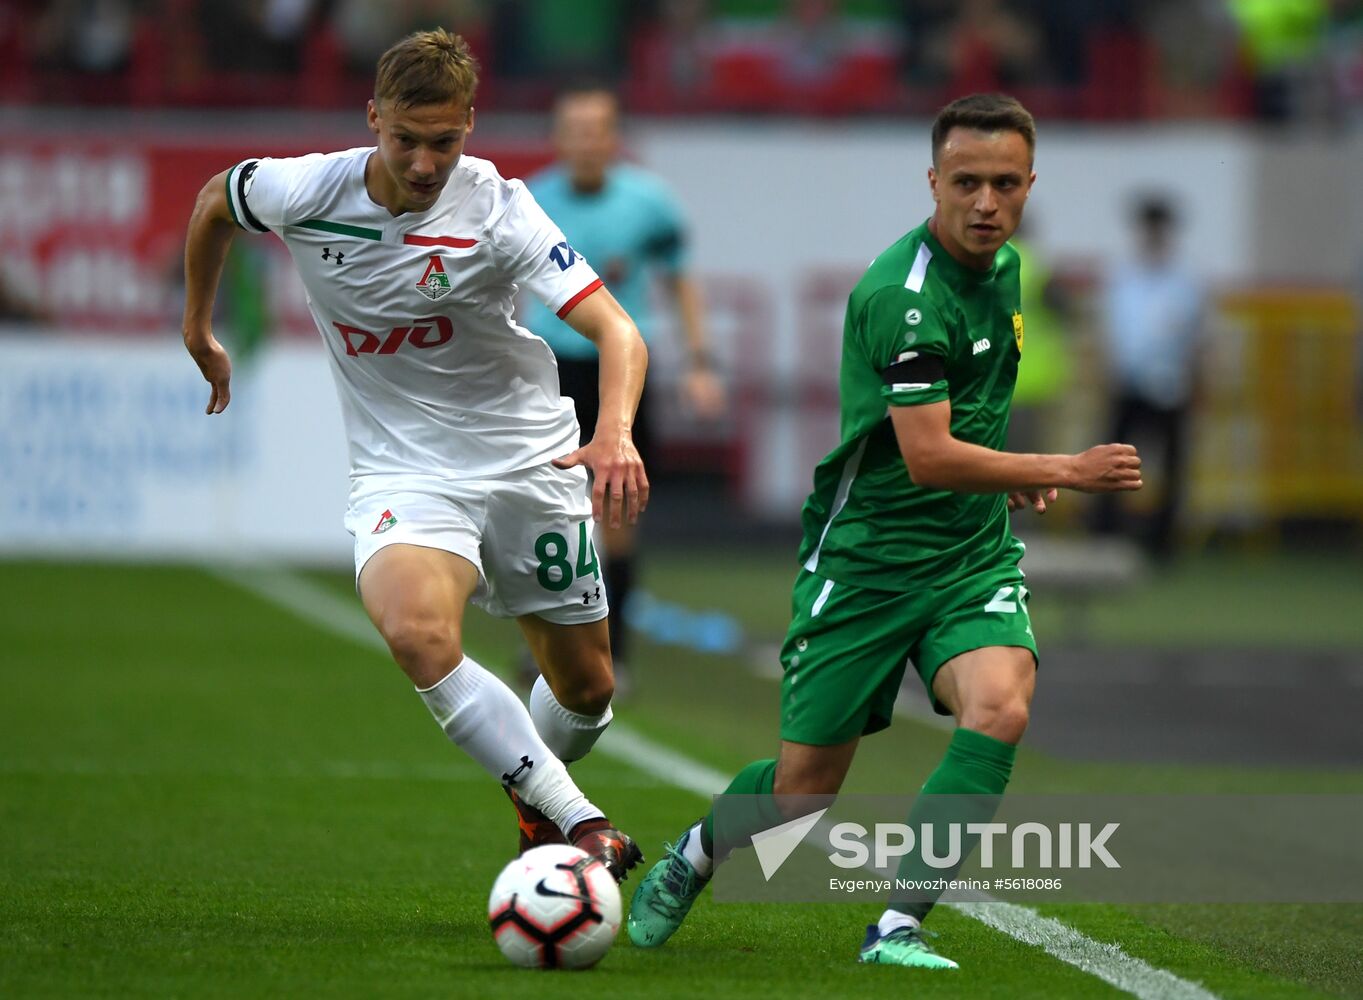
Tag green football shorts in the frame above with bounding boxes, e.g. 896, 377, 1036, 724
778, 566, 1039, 746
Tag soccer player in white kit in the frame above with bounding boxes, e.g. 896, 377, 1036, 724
181, 29, 646, 880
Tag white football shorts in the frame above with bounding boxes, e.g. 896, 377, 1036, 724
346, 463, 608, 625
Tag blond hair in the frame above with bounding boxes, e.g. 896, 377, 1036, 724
374, 29, 479, 112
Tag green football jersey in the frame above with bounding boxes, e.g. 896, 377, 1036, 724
799, 220, 1026, 592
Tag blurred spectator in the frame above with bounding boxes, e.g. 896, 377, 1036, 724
0, 0, 1331, 121
899, 0, 956, 86
907, 0, 1044, 91
334, 0, 488, 72
521, 85, 724, 683
0, 275, 45, 326
1140, 0, 1239, 115
1092, 195, 1206, 560
1327, 0, 1363, 120
626, 0, 719, 106
770, 0, 900, 109
771, 0, 865, 85
1018, 0, 1138, 88
640, 0, 719, 97
32, 0, 138, 75
197, 0, 321, 73
1006, 222, 1075, 458
491, 0, 628, 85
1227, 0, 1331, 120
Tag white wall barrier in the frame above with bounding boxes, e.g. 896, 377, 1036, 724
0, 335, 352, 563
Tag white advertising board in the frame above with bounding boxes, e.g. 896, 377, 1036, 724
0, 335, 352, 563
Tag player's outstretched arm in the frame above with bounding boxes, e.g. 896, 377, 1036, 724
182, 169, 239, 415
889, 402, 1143, 495
551, 286, 650, 528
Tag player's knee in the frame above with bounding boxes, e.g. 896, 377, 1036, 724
961, 697, 1030, 744
380, 614, 461, 679
554, 671, 614, 716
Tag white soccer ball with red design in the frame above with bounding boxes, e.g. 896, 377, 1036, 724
487, 844, 622, 969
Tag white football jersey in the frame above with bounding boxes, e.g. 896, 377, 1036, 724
225, 148, 602, 482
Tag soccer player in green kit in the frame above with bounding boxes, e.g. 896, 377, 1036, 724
627, 94, 1144, 969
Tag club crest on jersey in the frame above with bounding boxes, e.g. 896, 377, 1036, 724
372, 509, 398, 534
415, 255, 452, 301
1013, 311, 1025, 351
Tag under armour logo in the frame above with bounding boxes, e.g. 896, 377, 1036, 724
321, 247, 345, 265
502, 755, 534, 786
581, 586, 601, 606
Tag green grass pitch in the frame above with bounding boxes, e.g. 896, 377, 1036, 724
2, 554, 1361, 998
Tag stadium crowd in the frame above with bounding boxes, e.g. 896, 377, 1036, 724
5, 0, 1361, 121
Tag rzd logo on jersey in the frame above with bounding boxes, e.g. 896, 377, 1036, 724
332, 316, 454, 356
415, 255, 453, 301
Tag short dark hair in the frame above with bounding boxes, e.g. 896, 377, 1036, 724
552, 81, 620, 117
931, 94, 1036, 166
1134, 193, 1177, 229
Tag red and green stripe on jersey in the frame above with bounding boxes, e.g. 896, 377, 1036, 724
225, 161, 479, 248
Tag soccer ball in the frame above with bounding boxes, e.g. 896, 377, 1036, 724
487, 844, 622, 969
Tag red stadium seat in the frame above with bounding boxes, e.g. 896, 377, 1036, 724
708, 50, 785, 112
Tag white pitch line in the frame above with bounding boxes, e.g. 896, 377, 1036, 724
215, 563, 389, 653
213, 564, 1218, 1000
956, 901, 1218, 1000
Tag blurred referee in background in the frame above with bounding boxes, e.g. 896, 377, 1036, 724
523, 85, 725, 692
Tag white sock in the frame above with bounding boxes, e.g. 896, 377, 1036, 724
529, 674, 613, 763
681, 821, 714, 877
877, 910, 921, 935
518, 756, 603, 837
417, 655, 603, 835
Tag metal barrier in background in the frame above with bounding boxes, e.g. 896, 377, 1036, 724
1194, 289, 1362, 535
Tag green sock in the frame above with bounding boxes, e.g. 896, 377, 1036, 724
889, 727, 1016, 921
699, 758, 779, 856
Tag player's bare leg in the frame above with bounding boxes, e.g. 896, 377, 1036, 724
359, 543, 479, 689
866, 646, 1036, 969
519, 614, 615, 724
772, 738, 860, 796
932, 645, 1036, 744
358, 544, 634, 877
509, 615, 627, 854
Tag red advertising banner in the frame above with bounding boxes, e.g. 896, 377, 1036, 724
0, 131, 552, 335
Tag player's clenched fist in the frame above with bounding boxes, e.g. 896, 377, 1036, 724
1007, 488, 1059, 513
1069, 443, 1142, 493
